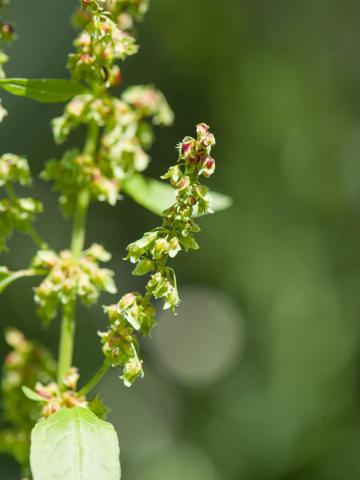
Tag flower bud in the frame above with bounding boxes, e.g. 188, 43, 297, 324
180, 137, 194, 159
176, 175, 190, 193
109, 65, 122, 87
153, 238, 169, 257
203, 132, 216, 148
119, 292, 136, 310
169, 237, 181, 258
196, 123, 210, 139
63, 367, 80, 390
106, 304, 119, 322
202, 156, 215, 177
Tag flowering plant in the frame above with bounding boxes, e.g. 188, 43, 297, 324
0, 1, 231, 478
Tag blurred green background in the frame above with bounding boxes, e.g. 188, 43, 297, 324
2, 0, 360, 478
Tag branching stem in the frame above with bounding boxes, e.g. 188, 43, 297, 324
57, 121, 99, 385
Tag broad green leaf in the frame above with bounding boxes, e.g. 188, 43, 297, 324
0, 78, 88, 103
30, 407, 121, 480
22, 386, 44, 402
123, 173, 233, 217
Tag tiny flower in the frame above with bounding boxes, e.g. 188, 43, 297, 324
196, 123, 210, 139
63, 367, 80, 390
176, 175, 191, 193
168, 237, 181, 258
118, 292, 137, 310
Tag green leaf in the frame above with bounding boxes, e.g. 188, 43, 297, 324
22, 386, 44, 402
30, 407, 121, 480
123, 173, 233, 217
88, 395, 110, 420
0, 78, 88, 103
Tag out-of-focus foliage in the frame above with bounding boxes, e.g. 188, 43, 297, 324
1, 0, 360, 479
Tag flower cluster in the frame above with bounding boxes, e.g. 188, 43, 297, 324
49, 86, 173, 213
42, 149, 120, 215
32, 244, 117, 323
99, 298, 148, 386
0, 154, 43, 252
0, 328, 56, 469
27, 368, 88, 418
100, 125, 216, 386
69, 0, 138, 86
99, 86, 173, 179
0, 153, 31, 187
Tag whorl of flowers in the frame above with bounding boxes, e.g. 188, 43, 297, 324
32, 244, 117, 324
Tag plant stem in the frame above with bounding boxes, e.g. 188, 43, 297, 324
78, 361, 110, 397
71, 121, 99, 258
57, 121, 99, 385
26, 224, 47, 249
57, 301, 76, 385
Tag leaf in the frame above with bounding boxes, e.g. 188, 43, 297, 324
88, 395, 110, 420
0, 78, 88, 103
123, 173, 233, 217
22, 386, 44, 402
30, 407, 121, 480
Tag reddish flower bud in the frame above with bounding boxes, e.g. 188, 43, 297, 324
181, 140, 193, 158
176, 176, 190, 192
196, 123, 210, 138
119, 292, 137, 310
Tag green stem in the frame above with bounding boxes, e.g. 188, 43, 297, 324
71, 121, 99, 258
70, 188, 91, 258
0, 268, 46, 295
57, 121, 99, 385
57, 301, 76, 385
26, 223, 47, 249
78, 361, 110, 397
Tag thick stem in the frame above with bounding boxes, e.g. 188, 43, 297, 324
78, 361, 110, 397
57, 121, 99, 385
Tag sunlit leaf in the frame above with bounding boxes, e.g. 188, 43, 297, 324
21, 386, 44, 402
0, 78, 88, 103
123, 173, 233, 217
30, 407, 121, 480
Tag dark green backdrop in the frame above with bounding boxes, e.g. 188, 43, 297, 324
1, 1, 360, 479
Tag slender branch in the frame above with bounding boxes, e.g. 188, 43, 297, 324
0, 268, 46, 295
26, 224, 47, 250
57, 121, 99, 386
78, 361, 110, 397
